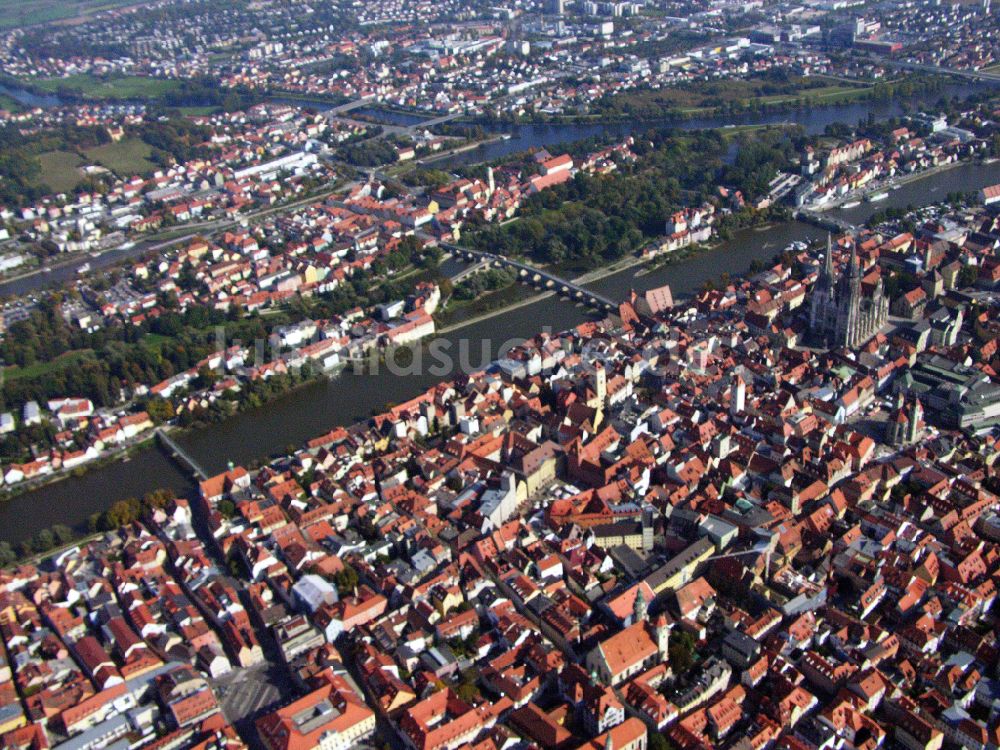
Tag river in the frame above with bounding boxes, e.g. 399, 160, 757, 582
2, 88, 1000, 543
4, 158, 1000, 542
426, 83, 990, 169
0, 81, 988, 303
0, 238, 178, 299
0, 82, 64, 108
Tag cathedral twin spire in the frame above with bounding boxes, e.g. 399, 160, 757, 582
809, 234, 888, 349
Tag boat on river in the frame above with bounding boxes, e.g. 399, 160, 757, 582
867, 191, 889, 202
840, 200, 861, 209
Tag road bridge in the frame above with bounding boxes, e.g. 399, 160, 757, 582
450, 259, 490, 283
795, 208, 856, 234
406, 111, 465, 132
324, 98, 373, 115
440, 241, 619, 313
878, 59, 1000, 85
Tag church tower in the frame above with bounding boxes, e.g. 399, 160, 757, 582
810, 234, 887, 349
835, 243, 862, 348
809, 234, 836, 342
823, 232, 834, 278
907, 398, 923, 444
633, 587, 648, 624
654, 613, 670, 660
730, 374, 746, 416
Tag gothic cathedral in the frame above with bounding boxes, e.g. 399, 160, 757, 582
809, 235, 888, 349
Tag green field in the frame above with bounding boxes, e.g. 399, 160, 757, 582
756, 84, 868, 106
3, 350, 95, 382
28, 74, 180, 100
174, 105, 221, 116
34, 150, 84, 193
83, 138, 155, 177
139, 333, 172, 355
0, 0, 138, 30
596, 75, 873, 117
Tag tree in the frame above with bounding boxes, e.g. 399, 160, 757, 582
455, 677, 480, 703
32, 528, 55, 552
649, 733, 677, 750
959, 264, 979, 289
145, 398, 175, 424
194, 365, 219, 391
334, 564, 359, 596
0, 542, 16, 566
669, 630, 696, 673
51, 524, 75, 545
143, 489, 173, 511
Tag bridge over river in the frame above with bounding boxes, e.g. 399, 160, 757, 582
439, 241, 619, 313
157, 428, 210, 481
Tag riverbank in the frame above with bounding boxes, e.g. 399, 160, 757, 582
436, 250, 656, 334
0, 230, 197, 292
808, 157, 973, 213
418, 134, 510, 165
468, 74, 946, 129
0, 433, 156, 502
0, 105, 997, 547
436, 226, 784, 335
0, 360, 344, 503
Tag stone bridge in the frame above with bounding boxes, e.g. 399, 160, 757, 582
441, 241, 618, 313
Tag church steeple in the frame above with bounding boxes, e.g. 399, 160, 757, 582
633, 587, 648, 623
810, 234, 887, 350
655, 613, 670, 659
824, 233, 834, 279
848, 242, 860, 280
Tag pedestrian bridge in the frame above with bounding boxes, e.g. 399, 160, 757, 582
157, 428, 210, 481
441, 242, 619, 313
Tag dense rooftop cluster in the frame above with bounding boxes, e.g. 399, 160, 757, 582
0, 135, 645, 487
862, 0, 999, 71
2, 192, 1000, 750
793, 113, 988, 210
1, 0, 996, 126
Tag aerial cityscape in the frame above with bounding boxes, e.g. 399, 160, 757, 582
0, 0, 998, 749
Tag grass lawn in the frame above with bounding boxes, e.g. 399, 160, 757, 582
83, 138, 155, 177
27, 74, 181, 100
0, 0, 137, 29
140, 333, 172, 355
173, 105, 220, 116
0, 92, 23, 111
33, 150, 84, 193
757, 84, 868, 106
719, 123, 796, 139
3, 349, 95, 382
